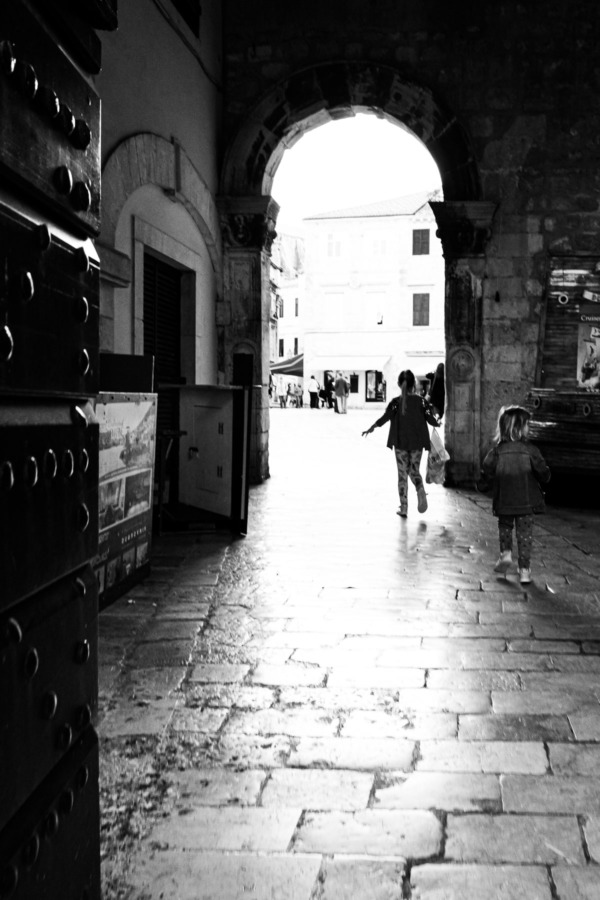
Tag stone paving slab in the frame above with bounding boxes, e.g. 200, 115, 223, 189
318, 857, 405, 900
426, 670, 521, 691
288, 737, 416, 771
184, 732, 294, 768
417, 740, 548, 774
187, 663, 251, 683
167, 768, 265, 805
342, 710, 458, 740
502, 775, 600, 814
548, 656, 600, 673
100, 697, 183, 737
549, 743, 600, 776
326, 667, 426, 688
224, 708, 340, 737
292, 809, 442, 857
391, 688, 491, 714
552, 867, 600, 900
126, 639, 196, 667
507, 639, 582, 653
261, 768, 374, 810
409, 863, 552, 899
128, 851, 323, 900
492, 689, 598, 716
251, 663, 328, 686
459, 714, 574, 742
170, 706, 229, 733
374, 772, 501, 812
569, 708, 600, 740
250, 631, 346, 649
277, 686, 417, 711
186, 683, 276, 709
147, 806, 302, 851
583, 817, 600, 863
446, 813, 585, 864
521, 671, 600, 691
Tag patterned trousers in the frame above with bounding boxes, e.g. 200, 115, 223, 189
394, 448, 424, 508
498, 513, 534, 568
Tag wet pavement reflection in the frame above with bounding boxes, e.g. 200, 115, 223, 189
99, 407, 600, 899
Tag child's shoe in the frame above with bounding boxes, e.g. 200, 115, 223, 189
417, 486, 428, 513
396, 503, 408, 518
519, 567, 532, 584
493, 550, 512, 574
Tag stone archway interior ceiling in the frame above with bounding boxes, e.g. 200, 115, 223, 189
222, 62, 480, 203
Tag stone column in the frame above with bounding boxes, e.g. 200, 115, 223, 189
429, 200, 497, 485
219, 195, 279, 483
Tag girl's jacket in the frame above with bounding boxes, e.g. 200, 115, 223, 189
482, 440, 551, 516
374, 394, 439, 451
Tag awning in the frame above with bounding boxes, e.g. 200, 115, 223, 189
270, 353, 304, 376
311, 356, 390, 372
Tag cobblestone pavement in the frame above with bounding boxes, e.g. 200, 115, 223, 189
98, 407, 600, 899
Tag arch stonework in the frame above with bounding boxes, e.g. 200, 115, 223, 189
101, 133, 222, 276
219, 61, 494, 484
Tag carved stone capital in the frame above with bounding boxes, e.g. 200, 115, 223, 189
219, 196, 280, 252
429, 200, 497, 258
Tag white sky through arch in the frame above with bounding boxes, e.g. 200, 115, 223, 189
272, 114, 442, 233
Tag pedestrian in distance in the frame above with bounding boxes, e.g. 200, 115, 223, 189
307, 375, 321, 409
362, 369, 440, 517
277, 378, 287, 408
426, 362, 445, 419
324, 371, 336, 409
335, 370, 349, 414
482, 404, 551, 584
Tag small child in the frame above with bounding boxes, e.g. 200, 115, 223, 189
482, 405, 551, 584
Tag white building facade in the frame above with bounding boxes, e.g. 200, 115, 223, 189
303, 191, 444, 407
270, 233, 306, 363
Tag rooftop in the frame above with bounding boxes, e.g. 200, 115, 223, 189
304, 188, 442, 220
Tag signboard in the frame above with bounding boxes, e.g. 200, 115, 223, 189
92, 393, 157, 605
577, 303, 600, 391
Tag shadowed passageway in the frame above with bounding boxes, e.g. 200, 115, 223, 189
99, 408, 600, 900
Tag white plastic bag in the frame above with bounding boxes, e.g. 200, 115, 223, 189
430, 428, 450, 462
426, 451, 446, 484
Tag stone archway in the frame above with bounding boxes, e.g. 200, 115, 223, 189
219, 61, 495, 484
102, 133, 222, 274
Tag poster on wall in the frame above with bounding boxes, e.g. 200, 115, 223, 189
577, 303, 600, 391
93, 393, 157, 604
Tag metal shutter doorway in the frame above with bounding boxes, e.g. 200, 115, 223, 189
143, 252, 182, 511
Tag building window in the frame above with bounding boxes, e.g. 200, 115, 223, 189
278, 339, 284, 357
349, 374, 359, 394
412, 229, 430, 255
279, 298, 284, 318
327, 233, 341, 257
169, 0, 201, 35
413, 293, 430, 326
294, 338, 299, 355
295, 297, 299, 316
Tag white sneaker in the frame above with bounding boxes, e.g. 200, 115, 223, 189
417, 486, 428, 513
494, 550, 512, 574
519, 567, 532, 584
